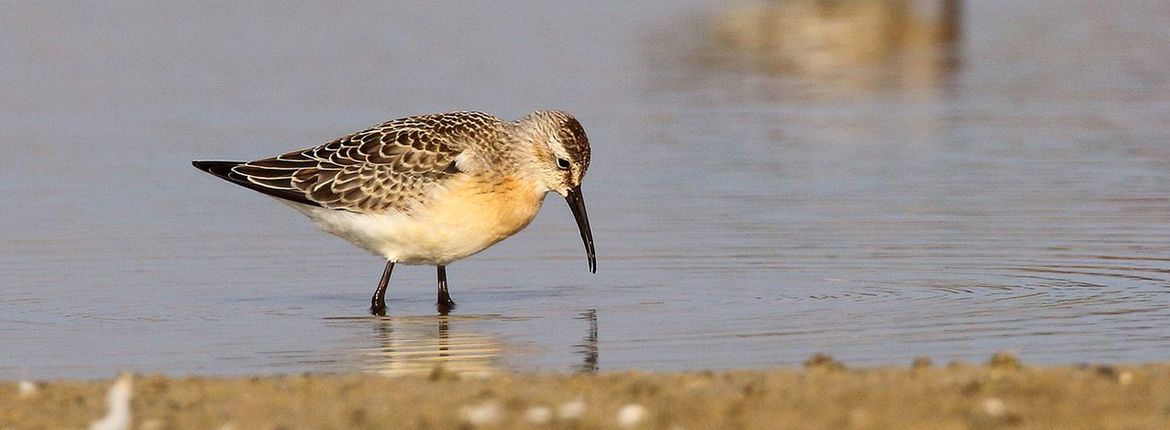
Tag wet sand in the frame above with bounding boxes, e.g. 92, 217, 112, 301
4, 354, 1168, 430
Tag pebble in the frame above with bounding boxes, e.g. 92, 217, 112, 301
525, 406, 553, 425
557, 399, 587, 420
17, 381, 37, 398
617, 404, 648, 428
460, 402, 502, 426
911, 357, 932, 369
1118, 371, 1134, 385
988, 351, 1022, 369
804, 353, 845, 370
981, 398, 1006, 417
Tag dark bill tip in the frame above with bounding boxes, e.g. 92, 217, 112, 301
565, 185, 596, 273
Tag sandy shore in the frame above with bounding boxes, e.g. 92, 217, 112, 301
3, 354, 1167, 429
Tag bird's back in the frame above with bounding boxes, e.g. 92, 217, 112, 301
193, 111, 512, 215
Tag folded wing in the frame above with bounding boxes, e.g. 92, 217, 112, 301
195, 111, 501, 213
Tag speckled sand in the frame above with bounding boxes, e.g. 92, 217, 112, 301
4, 355, 1168, 429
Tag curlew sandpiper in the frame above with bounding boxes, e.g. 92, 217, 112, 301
193, 110, 595, 314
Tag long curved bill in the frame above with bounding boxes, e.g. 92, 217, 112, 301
565, 185, 596, 273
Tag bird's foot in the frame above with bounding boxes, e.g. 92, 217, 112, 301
436, 299, 456, 315
370, 304, 387, 317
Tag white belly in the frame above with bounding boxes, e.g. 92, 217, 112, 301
281, 178, 547, 265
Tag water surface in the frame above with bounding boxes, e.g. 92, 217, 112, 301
2, 1, 1170, 379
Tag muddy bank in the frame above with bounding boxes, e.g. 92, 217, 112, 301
3, 355, 1167, 429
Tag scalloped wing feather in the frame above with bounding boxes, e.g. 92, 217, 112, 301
229, 111, 503, 213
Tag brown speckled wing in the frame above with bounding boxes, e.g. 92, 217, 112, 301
229, 111, 502, 213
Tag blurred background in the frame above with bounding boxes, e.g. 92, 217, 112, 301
2, 0, 1169, 379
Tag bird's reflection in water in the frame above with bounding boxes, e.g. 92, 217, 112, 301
574, 309, 599, 374
325, 310, 601, 376
327, 314, 505, 377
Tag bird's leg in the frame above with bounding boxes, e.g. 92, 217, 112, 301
370, 261, 394, 316
436, 265, 455, 313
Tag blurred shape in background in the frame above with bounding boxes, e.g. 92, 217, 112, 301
708, 0, 961, 89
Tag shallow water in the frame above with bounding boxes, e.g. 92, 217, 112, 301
2, 1, 1169, 379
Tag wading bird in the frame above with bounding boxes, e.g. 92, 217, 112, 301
193, 110, 595, 314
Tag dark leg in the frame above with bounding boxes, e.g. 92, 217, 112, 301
370, 261, 394, 316
436, 265, 455, 313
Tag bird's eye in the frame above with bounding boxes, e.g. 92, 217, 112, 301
556, 158, 571, 170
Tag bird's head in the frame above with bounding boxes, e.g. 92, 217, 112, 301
517, 110, 595, 273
